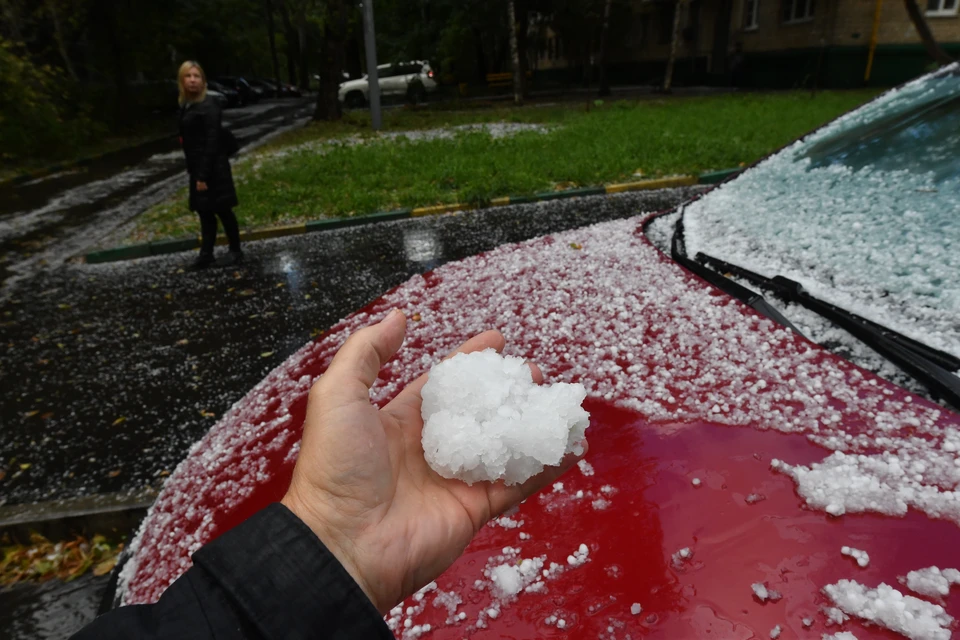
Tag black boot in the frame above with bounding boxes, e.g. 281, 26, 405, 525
215, 249, 244, 267
190, 251, 215, 271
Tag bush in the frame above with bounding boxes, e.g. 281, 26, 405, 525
0, 39, 103, 166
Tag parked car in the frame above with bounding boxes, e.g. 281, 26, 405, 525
338, 60, 437, 108
249, 77, 302, 98
206, 80, 241, 108
111, 69, 960, 638
214, 76, 262, 105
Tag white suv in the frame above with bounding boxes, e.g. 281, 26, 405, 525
338, 60, 438, 108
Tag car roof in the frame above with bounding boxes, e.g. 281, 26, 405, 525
118, 71, 960, 636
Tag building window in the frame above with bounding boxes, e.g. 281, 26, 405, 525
927, 0, 959, 16
781, 0, 815, 23
744, 0, 760, 30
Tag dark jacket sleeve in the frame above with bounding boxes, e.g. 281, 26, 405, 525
71, 503, 394, 640
196, 100, 222, 182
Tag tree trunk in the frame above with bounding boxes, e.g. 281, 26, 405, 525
710, 0, 733, 80
276, 0, 299, 85
597, 0, 613, 96
508, 0, 522, 104
314, 0, 346, 121
903, 0, 954, 65
297, 20, 309, 90
663, 0, 685, 92
46, 0, 79, 81
264, 0, 282, 88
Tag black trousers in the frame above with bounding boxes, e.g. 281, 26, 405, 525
198, 209, 241, 255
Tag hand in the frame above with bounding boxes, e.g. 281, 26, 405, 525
196, 180, 208, 191
281, 309, 584, 614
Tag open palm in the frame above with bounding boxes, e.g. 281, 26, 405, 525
282, 309, 582, 614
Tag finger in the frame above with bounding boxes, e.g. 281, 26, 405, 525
383, 330, 505, 421
486, 442, 589, 518
315, 309, 407, 406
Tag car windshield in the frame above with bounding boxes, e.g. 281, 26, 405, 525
682, 66, 960, 361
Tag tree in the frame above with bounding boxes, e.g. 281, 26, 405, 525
508, 0, 522, 104
264, 0, 282, 87
314, 0, 348, 121
596, 0, 612, 96
903, 0, 954, 65
663, 0, 685, 92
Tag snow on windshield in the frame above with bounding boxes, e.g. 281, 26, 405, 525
683, 66, 960, 360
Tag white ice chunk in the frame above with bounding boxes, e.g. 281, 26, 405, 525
421, 349, 590, 485
903, 566, 960, 598
823, 579, 953, 640
841, 546, 870, 568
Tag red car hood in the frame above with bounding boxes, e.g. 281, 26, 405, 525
118, 214, 960, 638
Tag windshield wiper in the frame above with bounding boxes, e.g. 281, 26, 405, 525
669, 210, 960, 410
695, 253, 960, 411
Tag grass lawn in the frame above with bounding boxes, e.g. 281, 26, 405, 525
126, 90, 878, 243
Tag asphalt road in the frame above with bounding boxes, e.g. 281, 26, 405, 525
0, 188, 700, 507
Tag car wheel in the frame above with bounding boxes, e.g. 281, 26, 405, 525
345, 91, 366, 109
407, 82, 426, 105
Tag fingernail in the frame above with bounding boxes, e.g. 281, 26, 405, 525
384, 308, 403, 322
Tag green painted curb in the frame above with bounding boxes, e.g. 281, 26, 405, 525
699, 168, 741, 184
86, 244, 153, 264
151, 238, 198, 255
83, 170, 744, 265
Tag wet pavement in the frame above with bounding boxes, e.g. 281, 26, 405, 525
0, 574, 110, 640
0, 98, 314, 300
0, 187, 699, 507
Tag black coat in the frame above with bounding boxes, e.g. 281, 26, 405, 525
71, 504, 394, 639
179, 96, 239, 213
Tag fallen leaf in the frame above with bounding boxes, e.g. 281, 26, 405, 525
199, 409, 215, 418
304, 294, 311, 300
58, 303, 71, 310
92, 557, 117, 577
111, 417, 126, 426
275, 282, 285, 288
412, 313, 422, 322
310, 328, 323, 337
569, 242, 582, 250
164, 293, 173, 301
40, 412, 53, 420
159, 470, 170, 477
0, 470, 5, 481
24, 410, 39, 418
260, 351, 274, 358
176, 338, 189, 346
238, 289, 256, 296
19, 463, 30, 471
107, 469, 122, 478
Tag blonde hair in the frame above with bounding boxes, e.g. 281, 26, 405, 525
177, 60, 207, 105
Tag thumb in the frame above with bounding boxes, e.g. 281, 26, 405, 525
317, 309, 407, 406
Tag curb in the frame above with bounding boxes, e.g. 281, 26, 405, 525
0, 487, 158, 544
83, 169, 740, 265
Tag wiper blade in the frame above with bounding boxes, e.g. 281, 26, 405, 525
669, 213, 804, 336
695, 252, 960, 410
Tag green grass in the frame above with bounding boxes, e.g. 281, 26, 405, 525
126, 91, 878, 243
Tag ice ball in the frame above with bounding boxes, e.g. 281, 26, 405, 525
421, 349, 590, 485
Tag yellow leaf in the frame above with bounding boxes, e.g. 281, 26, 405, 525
92, 557, 117, 577
58, 303, 71, 310
24, 410, 39, 418
111, 417, 126, 426
260, 351, 274, 358
176, 339, 189, 346
19, 463, 30, 470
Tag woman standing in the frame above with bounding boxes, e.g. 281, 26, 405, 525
177, 61, 243, 269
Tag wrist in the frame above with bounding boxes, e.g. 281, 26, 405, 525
280, 492, 381, 612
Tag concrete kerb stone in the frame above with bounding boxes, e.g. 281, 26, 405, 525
81, 169, 739, 265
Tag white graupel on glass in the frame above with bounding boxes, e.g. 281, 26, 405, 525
420, 349, 590, 485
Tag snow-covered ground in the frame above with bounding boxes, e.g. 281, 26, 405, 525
683, 66, 960, 360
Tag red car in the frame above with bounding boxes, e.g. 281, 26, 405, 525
114, 71, 960, 638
